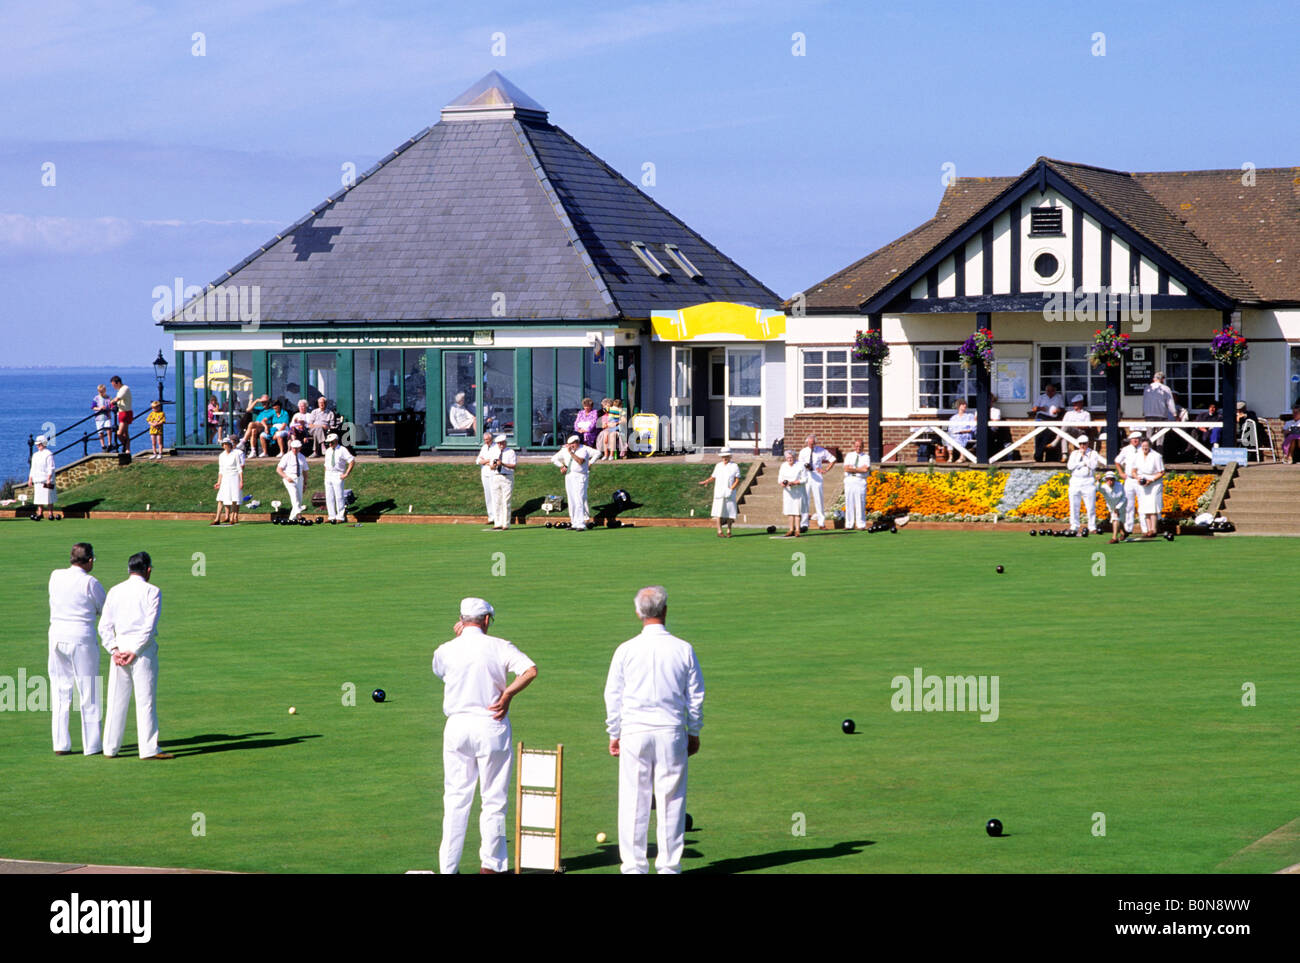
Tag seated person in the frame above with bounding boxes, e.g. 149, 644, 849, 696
259, 400, 292, 456
448, 392, 475, 435
240, 393, 272, 453
1060, 394, 1092, 451
290, 399, 314, 452
1196, 400, 1224, 452
574, 397, 600, 447
945, 399, 976, 456
308, 396, 340, 456
1235, 401, 1257, 446
1281, 404, 1300, 463
1030, 382, 1065, 462
596, 397, 629, 458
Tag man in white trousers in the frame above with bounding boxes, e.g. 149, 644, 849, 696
277, 439, 309, 521
604, 586, 705, 875
797, 434, 836, 531
49, 542, 106, 755
489, 434, 516, 530
1114, 430, 1145, 535
842, 438, 871, 530
322, 433, 354, 524
475, 430, 497, 524
551, 435, 599, 530
101, 551, 172, 760
1066, 434, 1104, 533
433, 598, 537, 874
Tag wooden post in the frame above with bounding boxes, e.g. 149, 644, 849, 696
975, 311, 991, 463
867, 311, 883, 464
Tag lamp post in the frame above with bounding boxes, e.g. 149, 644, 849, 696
153, 350, 169, 404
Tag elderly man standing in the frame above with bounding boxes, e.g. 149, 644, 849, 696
475, 430, 497, 524
605, 586, 705, 875
1066, 434, 1104, 534
27, 434, 57, 521
49, 542, 105, 756
489, 434, 517, 530
101, 551, 171, 760
551, 435, 599, 531
277, 439, 309, 521
842, 438, 871, 531
1114, 430, 1145, 537
796, 434, 836, 531
1143, 372, 1178, 449
323, 433, 354, 524
433, 598, 537, 874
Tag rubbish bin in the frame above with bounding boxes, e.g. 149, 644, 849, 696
374, 409, 426, 458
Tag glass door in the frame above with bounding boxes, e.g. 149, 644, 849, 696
670, 346, 693, 449
725, 347, 762, 446
443, 350, 478, 443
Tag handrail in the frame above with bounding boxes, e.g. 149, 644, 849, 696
29, 404, 171, 463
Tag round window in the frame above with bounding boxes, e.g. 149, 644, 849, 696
1033, 252, 1060, 279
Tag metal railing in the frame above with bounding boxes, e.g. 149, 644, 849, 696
27, 414, 169, 464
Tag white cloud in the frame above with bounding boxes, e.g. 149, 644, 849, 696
0, 213, 281, 254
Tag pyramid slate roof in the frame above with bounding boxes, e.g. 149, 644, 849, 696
164, 74, 779, 328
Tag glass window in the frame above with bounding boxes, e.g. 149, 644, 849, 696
916, 348, 975, 413
728, 405, 760, 441
403, 350, 427, 412
1164, 345, 1220, 412
481, 350, 514, 438
1038, 345, 1105, 408
584, 344, 606, 401
305, 352, 338, 410
353, 351, 375, 446
270, 352, 303, 407
557, 348, 584, 437
443, 350, 477, 437
378, 349, 402, 411
728, 348, 762, 397
803, 348, 872, 410
532, 348, 556, 446
1290, 346, 1300, 408
181, 351, 202, 446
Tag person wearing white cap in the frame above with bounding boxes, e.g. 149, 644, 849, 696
433, 597, 537, 874
550, 435, 599, 530
100, 551, 172, 760
1131, 435, 1166, 537
212, 437, 243, 525
796, 434, 836, 530
1099, 471, 1127, 543
1066, 434, 1104, 533
489, 434, 516, 530
323, 433, 354, 524
1114, 430, 1145, 535
1061, 395, 1091, 450
605, 585, 704, 874
276, 439, 309, 521
697, 448, 740, 537
475, 430, 497, 524
777, 449, 810, 537
842, 438, 871, 530
27, 435, 57, 520
48, 542, 105, 755
1030, 383, 1064, 462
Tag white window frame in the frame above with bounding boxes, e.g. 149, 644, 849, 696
629, 241, 669, 277
663, 243, 702, 278
1162, 343, 1222, 414
1036, 342, 1106, 410
914, 346, 975, 415
800, 347, 871, 412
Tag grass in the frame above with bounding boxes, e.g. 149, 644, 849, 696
43, 459, 742, 519
1, 519, 1297, 873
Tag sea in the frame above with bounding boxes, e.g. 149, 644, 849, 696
0, 367, 167, 487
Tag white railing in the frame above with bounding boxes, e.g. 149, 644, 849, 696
880, 419, 1218, 464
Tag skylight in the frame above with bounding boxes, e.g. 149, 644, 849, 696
663, 244, 702, 278
630, 241, 670, 277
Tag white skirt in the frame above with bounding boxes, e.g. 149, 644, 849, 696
217, 475, 242, 504
1137, 481, 1163, 515
34, 483, 56, 506
781, 485, 807, 516
711, 494, 737, 520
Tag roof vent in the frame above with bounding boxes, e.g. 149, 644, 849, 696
441, 71, 548, 123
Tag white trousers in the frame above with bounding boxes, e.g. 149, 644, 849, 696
1068, 481, 1098, 531
48, 640, 101, 754
103, 645, 159, 758
618, 728, 688, 875
325, 473, 346, 521
801, 475, 825, 526
492, 474, 513, 528
565, 472, 589, 529
1123, 480, 1142, 532
283, 476, 304, 519
844, 478, 868, 529
481, 471, 495, 519
440, 713, 512, 874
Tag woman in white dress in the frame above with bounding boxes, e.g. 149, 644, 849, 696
1132, 436, 1166, 537
212, 437, 243, 525
777, 449, 810, 537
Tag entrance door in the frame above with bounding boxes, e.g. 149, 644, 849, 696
725, 347, 763, 447
670, 346, 693, 450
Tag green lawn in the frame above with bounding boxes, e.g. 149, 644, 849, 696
1, 520, 1296, 873
45, 459, 737, 519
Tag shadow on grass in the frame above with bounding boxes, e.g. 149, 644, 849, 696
354, 498, 397, 518
155, 732, 322, 756
686, 839, 874, 873
560, 842, 705, 872
60, 499, 104, 517
160, 732, 272, 747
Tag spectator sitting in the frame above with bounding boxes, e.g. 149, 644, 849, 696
989, 393, 1016, 460
308, 396, 339, 456
1281, 404, 1300, 463
259, 400, 292, 457
1060, 394, 1092, 449
240, 393, 271, 454
206, 394, 222, 443
1235, 401, 1256, 445
1196, 401, 1223, 454
597, 397, 629, 459
945, 399, 976, 457
289, 399, 314, 452
448, 392, 475, 435
574, 397, 600, 448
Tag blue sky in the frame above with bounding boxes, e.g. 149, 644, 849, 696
3, 0, 1298, 365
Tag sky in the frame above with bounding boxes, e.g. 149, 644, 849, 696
2, 0, 1298, 365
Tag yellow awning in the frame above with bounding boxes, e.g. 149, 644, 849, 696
194, 372, 253, 393
650, 302, 786, 342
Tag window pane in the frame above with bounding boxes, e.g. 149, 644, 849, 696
804, 350, 823, 365
826, 380, 847, 394
378, 349, 402, 411
182, 351, 201, 446
728, 349, 762, 397
402, 351, 426, 413
728, 404, 759, 440
557, 348, 584, 434
269, 352, 303, 408
827, 394, 848, 409
443, 350, 476, 437
305, 352, 338, 409
353, 351, 375, 445
827, 350, 847, 364
803, 395, 822, 408
584, 344, 605, 401
532, 348, 555, 446
481, 350, 514, 438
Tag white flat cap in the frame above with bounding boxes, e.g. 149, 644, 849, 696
1128, 430, 1143, 439
718, 447, 732, 456
325, 433, 339, 443
566, 435, 580, 444
1077, 435, 1090, 444
290, 439, 303, 448
1071, 394, 1084, 403
221, 437, 234, 445
1103, 471, 1117, 480
35, 435, 48, 445
460, 597, 494, 619
494, 433, 507, 443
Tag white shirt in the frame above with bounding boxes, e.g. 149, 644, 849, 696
1062, 408, 1090, 429
432, 626, 535, 719
1115, 444, 1141, 481
278, 452, 308, 480
218, 449, 242, 477
1132, 449, 1165, 483
797, 446, 835, 479
1034, 392, 1062, 416
49, 566, 106, 645
1101, 483, 1127, 513
843, 450, 871, 479
494, 447, 517, 479
449, 404, 475, 431
324, 445, 354, 477
710, 461, 740, 499
99, 574, 161, 656
29, 448, 55, 485
477, 443, 495, 477
551, 445, 599, 475
1067, 447, 1103, 480
604, 623, 704, 738
114, 384, 133, 412
1143, 381, 1177, 419
947, 411, 976, 438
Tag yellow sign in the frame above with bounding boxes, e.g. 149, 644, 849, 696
650, 302, 786, 342
207, 359, 230, 379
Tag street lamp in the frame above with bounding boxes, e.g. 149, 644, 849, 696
153, 349, 169, 404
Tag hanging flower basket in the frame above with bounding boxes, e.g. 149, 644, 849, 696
852, 329, 890, 370
1088, 328, 1130, 368
1209, 327, 1249, 364
958, 327, 995, 372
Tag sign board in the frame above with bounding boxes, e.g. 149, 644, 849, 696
206, 359, 230, 379
283, 329, 493, 347
994, 359, 1029, 402
1211, 446, 1248, 467
1124, 344, 1155, 396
